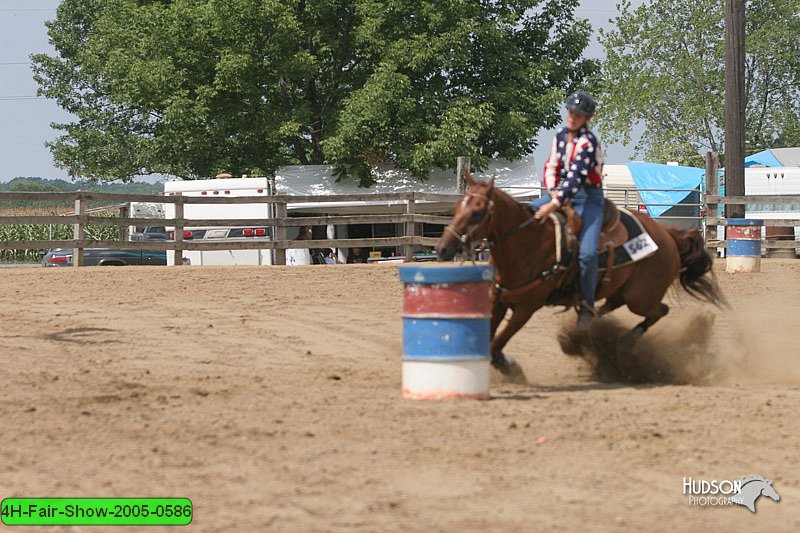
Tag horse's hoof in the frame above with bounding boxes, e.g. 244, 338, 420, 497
619, 330, 642, 353
557, 327, 584, 356
491, 354, 528, 384
491, 353, 515, 372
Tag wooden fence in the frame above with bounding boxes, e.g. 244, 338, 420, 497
703, 157, 800, 253
0, 191, 461, 266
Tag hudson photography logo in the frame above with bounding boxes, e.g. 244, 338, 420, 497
683, 475, 781, 512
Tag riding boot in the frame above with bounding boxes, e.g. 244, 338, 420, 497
576, 300, 596, 330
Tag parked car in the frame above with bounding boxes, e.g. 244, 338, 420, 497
129, 226, 170, 242
42, 248, 167, 267
41, 227, 168, 267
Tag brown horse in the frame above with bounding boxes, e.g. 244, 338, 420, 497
435, 175, 724, 374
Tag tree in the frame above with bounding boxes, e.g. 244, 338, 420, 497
8, 179, 60, 192
33, 0, 595, 184
595, 0, 800, 167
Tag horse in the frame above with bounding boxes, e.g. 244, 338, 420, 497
731, 476, 781, 512
435, 175, 725, 375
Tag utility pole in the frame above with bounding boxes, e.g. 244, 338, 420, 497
456, 156, 471, 194
724, 0, 746, 218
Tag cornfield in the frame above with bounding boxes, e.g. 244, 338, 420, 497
0, 208, 121, 263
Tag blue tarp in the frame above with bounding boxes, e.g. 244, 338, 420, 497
627, 163, 704, 218
744, 149, 783, 168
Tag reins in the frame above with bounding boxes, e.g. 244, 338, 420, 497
445, 189, 570, 301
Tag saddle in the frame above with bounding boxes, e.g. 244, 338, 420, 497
546, 199, 651, 306
553, 199, 627, 267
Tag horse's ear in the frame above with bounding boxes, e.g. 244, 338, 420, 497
488, 175, 496, 188
465, 173, 475, 187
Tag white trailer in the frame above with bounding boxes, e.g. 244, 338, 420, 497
744, 167, 800, 218
743, 167, 800, 249
164, 177, 277, 266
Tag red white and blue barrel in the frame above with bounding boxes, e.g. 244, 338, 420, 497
399, 264, 494, 400
726, 218, 763, 273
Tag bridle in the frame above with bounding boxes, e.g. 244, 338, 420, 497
443, 191, 496, 254
444, 189, 540, 256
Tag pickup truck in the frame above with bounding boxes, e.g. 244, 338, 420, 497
42, 227, 168, 267
42, 248, 167, 267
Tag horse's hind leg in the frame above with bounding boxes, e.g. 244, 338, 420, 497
620, 303, 669, 350
598, 293, 625, 317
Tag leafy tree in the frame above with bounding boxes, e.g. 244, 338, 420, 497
8, 179, 61, 192
595, 0, 800, 167
33, 0, 594, 184
0, 176, 162, 194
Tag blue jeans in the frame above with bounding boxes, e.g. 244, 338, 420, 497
530, 187, 604, 306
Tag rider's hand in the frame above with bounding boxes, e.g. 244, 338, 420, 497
534, 200, 560, 221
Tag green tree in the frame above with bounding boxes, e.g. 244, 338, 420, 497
33, 0, 594, 185
595, 0, 800, 166
7, 178, 61, 192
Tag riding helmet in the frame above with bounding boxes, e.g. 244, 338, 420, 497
565, 91, 596, 117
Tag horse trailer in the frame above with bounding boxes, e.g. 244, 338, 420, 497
163, 177, 277, 266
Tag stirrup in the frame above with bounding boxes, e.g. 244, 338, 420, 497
573, 298, 596, 314
576, 301, 596, 330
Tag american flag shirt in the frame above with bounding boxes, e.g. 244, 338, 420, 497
543, 126, 604, 205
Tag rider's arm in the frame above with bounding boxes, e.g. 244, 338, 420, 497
543, 134, 561, 191
554, 133, 599, 205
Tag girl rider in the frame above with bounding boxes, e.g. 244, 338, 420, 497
530, 91, 604, 329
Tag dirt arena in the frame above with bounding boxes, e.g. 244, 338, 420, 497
2, 259, 799, 532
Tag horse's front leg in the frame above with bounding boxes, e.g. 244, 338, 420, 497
490, 302, 537, 376
489, 291, 508, 339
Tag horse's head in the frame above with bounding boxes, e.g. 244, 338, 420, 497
761, 480, 781, 502
436, 174, 496, 261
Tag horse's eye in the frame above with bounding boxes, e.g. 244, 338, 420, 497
469, 209, 484, 223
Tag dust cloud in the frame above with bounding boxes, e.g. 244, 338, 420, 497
557, 303, 800, 385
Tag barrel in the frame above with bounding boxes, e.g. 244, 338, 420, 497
726, 218, 763, 273
399, 264, 494, 400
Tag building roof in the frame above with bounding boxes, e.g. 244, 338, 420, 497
745, 148, 800, 168
273, 158, 540, 197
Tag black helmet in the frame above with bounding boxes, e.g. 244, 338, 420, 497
565, 91, 596, 117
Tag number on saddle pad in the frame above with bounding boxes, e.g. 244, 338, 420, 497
623, 233, 659, 261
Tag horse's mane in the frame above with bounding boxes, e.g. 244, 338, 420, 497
489, 184, 531, 219
740, 475, 768, 486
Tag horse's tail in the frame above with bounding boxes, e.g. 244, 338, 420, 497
666, 227, 727, 308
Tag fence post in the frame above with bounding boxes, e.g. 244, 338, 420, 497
405, 192, 416, 261
705, 151, 719, 255
118, 203, 129, 242
73, 193, 85, 267
456, 156, 471, 194
273, 198, 287, 265
173, 194, 184, 266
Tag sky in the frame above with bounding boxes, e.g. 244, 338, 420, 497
0, 0, 644, 183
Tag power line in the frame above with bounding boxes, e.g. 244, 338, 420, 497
0, 7, 619, 14
0, 8, 56, 12
0, 96, 46, 101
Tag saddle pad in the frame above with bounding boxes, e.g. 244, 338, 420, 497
598, 208, 658, 270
